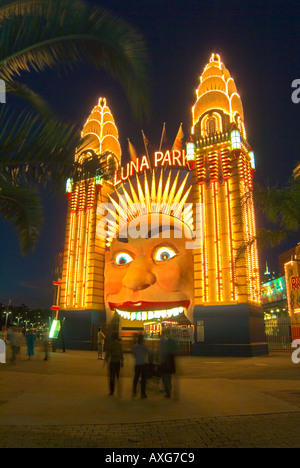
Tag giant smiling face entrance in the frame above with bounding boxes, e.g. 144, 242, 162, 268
104, 170, 195, 347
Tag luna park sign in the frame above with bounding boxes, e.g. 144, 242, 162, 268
113, 150, 189, 186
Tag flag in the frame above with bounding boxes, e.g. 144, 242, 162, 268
128, 138, 137, 163
141, 130, 150, 157
142, 130, 149, 147
159, 122, 168, 151
172, 123, 184, 151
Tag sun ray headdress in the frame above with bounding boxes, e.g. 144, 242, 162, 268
105, 169, 194, 246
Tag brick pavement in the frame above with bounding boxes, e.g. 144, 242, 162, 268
1, 412, 300, 448
1, 349, 300, 449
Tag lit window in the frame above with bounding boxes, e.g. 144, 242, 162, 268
186, 141, 196, 161
249, 151, 255, 169
207, 118, 216, 136
95, 174, 103, 185
230, 130, 241, 150
66, 178, 73, 193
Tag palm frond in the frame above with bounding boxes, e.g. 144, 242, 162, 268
0, 181, 43, 255
0, 107, 82, 191
254, 179, 300, 232
0, 0, 48, 22
235, 228, 291, 264
0, 0, 150, 120
6, 80, 54, 118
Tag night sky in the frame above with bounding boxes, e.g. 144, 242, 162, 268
0, 0, 299, 309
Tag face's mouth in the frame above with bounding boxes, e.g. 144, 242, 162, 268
109, 300, 189, 312
109, 300, 190, 321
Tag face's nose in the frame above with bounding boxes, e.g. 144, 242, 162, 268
122, 255, 156, 291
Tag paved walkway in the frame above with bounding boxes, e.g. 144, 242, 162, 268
0, 346, 300, 448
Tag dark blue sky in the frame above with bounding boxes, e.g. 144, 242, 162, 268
0, 0, 299, 308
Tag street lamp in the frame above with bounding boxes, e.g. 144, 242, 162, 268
15, 314, 22, 326
4, 300, 12, 329
24, 319, 30, 334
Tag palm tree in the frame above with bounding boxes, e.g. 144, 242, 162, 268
254, 174, 300, 248
0, 0, 150, 254
0, 0, 150, 120
235, 172, 300, 262
0, 110, 80, 253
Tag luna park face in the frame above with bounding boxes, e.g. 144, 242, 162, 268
104, 214, 194, 324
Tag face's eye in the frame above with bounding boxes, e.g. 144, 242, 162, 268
153, 245, 177, 263
113, 252, 134, 266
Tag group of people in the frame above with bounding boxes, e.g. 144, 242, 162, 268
0, 325, 50, 363
103, 328, 178, 400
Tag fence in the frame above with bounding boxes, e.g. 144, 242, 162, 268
264, 320, 300, 352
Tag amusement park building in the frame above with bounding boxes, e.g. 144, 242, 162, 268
54, 53, 268, 356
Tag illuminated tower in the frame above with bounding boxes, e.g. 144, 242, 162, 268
58, 97, 121, 349
191, 53, 267, 356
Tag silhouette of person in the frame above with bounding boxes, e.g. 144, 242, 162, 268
105, 332, 123, 396
97, 327, 105, 360
26, 329, 37, 360
132, 334, 150, 399
159, 330, 178, 398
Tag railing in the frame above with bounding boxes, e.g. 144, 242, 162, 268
197, 131, 250, 151
264, 320, 300, 352
198, 132, 230, 148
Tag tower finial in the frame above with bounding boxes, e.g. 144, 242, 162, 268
99, 97, 107, 107
210, 53, 221, 64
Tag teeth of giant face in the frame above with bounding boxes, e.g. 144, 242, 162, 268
115, 307, 185, 321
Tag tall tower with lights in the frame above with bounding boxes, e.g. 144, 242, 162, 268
58, 98, 121, 348
191, 53, 267, 356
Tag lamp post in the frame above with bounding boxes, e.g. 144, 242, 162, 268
15, 314, 22, 327
4, 299, 12, 329
24, 320, 30, 334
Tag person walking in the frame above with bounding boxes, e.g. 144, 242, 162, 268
42, 328, 50, 361
105, 332, 124, 396
132, 334, 150, 399
26, 329, 37, 361
10, 326, 22, 364
159, 330, 178, 399
97, 327, 105, 360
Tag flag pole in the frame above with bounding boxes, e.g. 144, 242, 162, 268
159, 122, 166, 151
141, 130, 152, 170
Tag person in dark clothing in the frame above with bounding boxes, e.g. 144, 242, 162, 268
132, 334, 150, 399
105, 332, 124, 396
159, 331, 178, 398
26, 328, 37, 361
